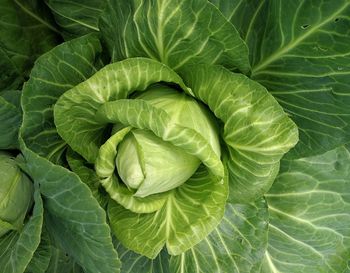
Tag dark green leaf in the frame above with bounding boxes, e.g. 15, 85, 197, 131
66, 148, 108, 208
0, 0, 60, 89
25, 228, 52, 273
21, 34, 102, 163
0, 90, 22, 149
46, 0, 106, 38
45, 247, 84, 273
21, 146, 121, 273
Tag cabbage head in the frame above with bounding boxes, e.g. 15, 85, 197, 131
53, 57, 298, 258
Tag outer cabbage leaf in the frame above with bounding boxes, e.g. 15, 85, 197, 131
24, 229, 51, 273
0, 184, 43, 273
99, 0, 250, 73
46, 0, 106, 38
20, 146, 121, 273
111, 198, 268, 273
66, 148, 107, 208
0, 0, 60, 89
262, 147, 350, 273
108, 165, 227, 258
44, 248, 84, 273
21, 34, 102, 164
180, 65, 298, 203
212, 0, 350, 158
114, 241, 170, 273
170, 199, 268, 273
0, 90, 21, 149
54, 57, 190, 164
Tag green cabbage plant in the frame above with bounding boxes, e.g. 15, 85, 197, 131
0, 0, 348, 272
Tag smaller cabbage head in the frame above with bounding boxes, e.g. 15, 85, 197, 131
0, 152, 33, 237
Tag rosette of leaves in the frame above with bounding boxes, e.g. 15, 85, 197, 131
51, 54, 297, 259
17, 0, 350, 272
20, 0, 299, 268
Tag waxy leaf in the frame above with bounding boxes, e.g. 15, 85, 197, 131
213, 0, 350, 158
20, 146, 121, 273
180, 64, 298, 203
21, 34, 102, 163
100, 0, 250, 73
263, 147, 350, 273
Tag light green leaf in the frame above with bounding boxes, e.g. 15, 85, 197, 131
21, 146, 121, 273
96, 127, 170, 213
136, 86, 221, 157
0, 0, 60, 89
114, 241, 170, 273
46, 0, 106, 38
96, 99, 224, 178
0, 184, 43, 273
213, 0, 350, 158
54, 57, 190, 164
0, 90, 21, 149
21, 34, 102, 163
263, 147, 350, 273
108, 165, 228, 258
170, 198, 268, 273
179, 64, 298, 203
99, 0, 250, 73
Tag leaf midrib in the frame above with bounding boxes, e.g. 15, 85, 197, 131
251, 2, 349, 75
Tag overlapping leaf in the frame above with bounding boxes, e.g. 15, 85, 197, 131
46, 0, 106, 38
21, 146, 121, 273
24, 229, 51, 273
180, 64, 298, 203
0, 0, 60, 89
108, 166, 227, 258
100, 0, 250, 73
212, 0, 350, 158
263, 147, 350, 273
0, 90, 21, 149
21, 34, 102, 163
54, 57, 190, 164
114, 242, 170, 273
170, 199, 268, 273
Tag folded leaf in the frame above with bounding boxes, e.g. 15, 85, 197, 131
180, 64, 298, 203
